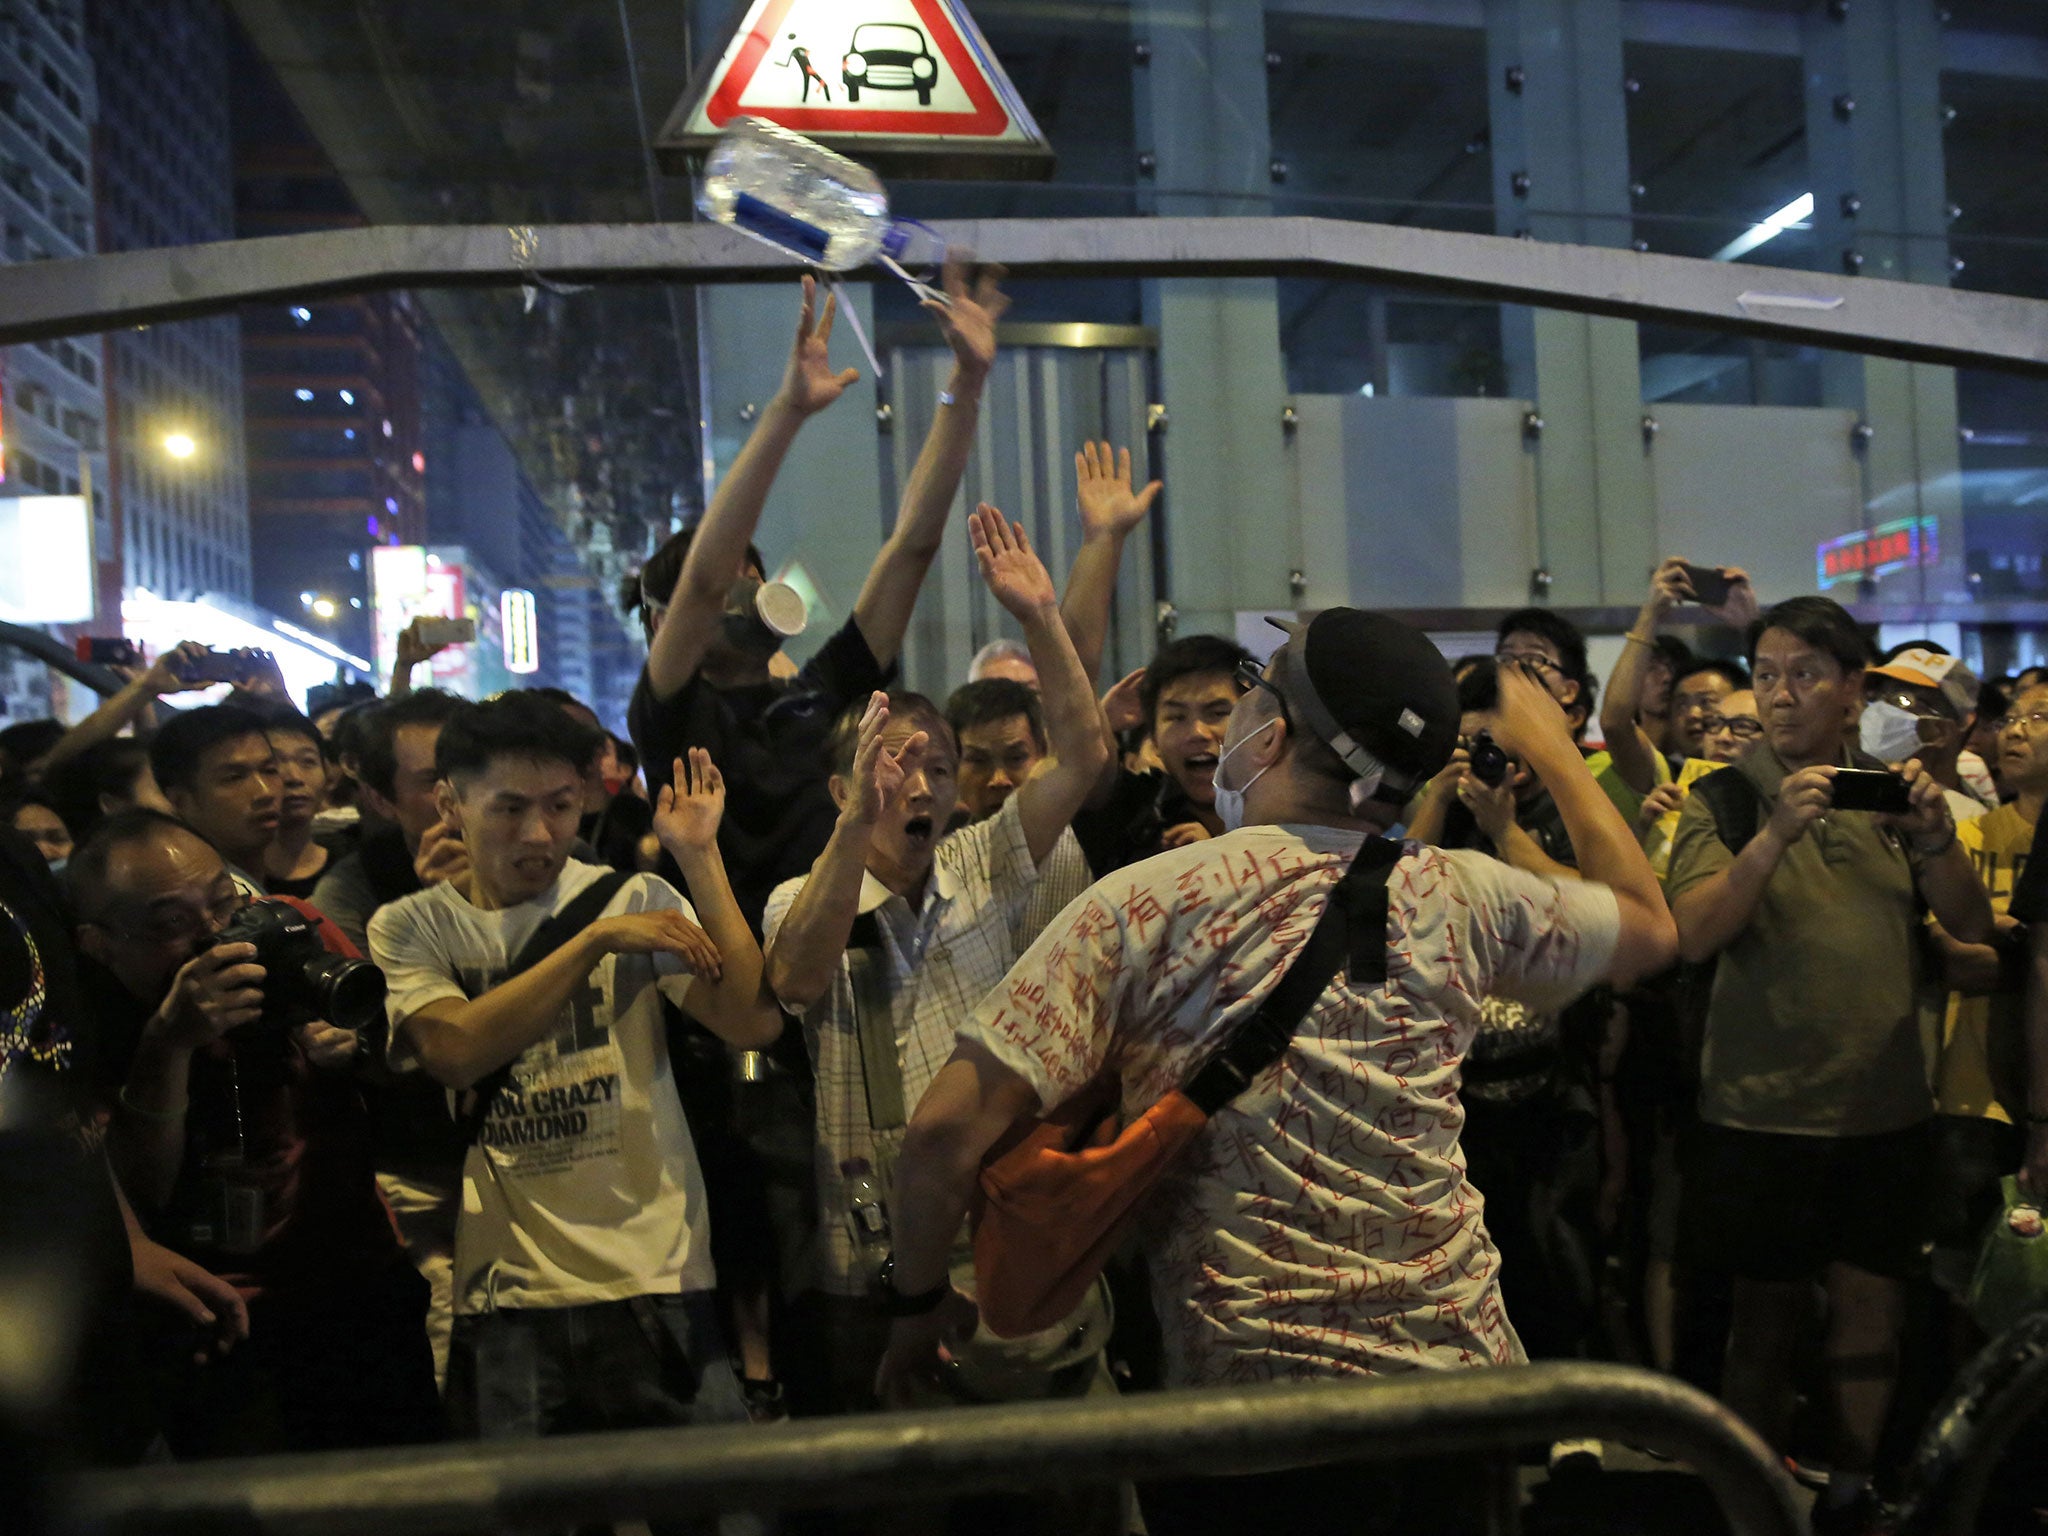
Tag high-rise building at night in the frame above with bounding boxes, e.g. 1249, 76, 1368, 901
420, 328, 639, 725
230, 27, 422, 664
0, 2, 107, 549
86, 0, 250, 608
0, 0, 108, 719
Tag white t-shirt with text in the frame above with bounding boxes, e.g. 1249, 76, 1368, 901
368, 860, 715, 1314
959, 825, 1621, 1388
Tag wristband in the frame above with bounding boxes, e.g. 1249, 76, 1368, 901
1623, 632, 1655, 650
118, 1084, 187, 1122
877, 1255, 949, 1317
1912, 825, 1958, 859
937, 389, 958, 409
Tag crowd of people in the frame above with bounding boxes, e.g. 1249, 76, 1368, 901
4, 269, 2046, 1536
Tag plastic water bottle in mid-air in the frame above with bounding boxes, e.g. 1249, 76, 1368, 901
699, 117, 948, 285
698, 116, 893, 270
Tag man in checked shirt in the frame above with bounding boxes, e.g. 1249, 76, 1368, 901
762, 503, 1109, 1415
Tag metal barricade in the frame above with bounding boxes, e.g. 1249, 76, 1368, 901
69, 1361, 1803, 1536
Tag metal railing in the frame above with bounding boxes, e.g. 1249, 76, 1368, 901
0, 216, 2043, 374
0, 620, 121, 697
68, 1361, 1804, 1536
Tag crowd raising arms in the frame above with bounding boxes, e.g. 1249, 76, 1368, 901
14, 256, 2037, 1536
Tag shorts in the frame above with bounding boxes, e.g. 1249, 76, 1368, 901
1678, 1120, 1934, 1283
1930, 1115, 2024, 1250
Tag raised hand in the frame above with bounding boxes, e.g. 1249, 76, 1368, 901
142, 640, 213, 698
1485, 660, 1577, 769
594, 908, 724, 978
844, 692, 927, 827
1646, 557, 1693, 620
926, 252, 1009, 384
395, 617, 453, 674
1101, 667, 1147, 736
970, 504, 1056, 621
1076, 442, 1162, 542
414, 818, 471, 890
1635, 780, 1687, 835
232, 649, 290, 702
654, 749, 726, 856
1708, 566, 1760, 629
776, 274, 861, 418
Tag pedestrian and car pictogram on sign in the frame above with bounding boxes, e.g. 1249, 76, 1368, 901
657, 0, 1052, 180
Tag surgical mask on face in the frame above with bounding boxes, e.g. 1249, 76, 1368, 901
1210, 719, 1280, 833
1859, 700, 1933, 765
720, 577, 808, 658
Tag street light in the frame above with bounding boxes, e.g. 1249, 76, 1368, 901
162, 431, 197, 460
311, 597, 337, 620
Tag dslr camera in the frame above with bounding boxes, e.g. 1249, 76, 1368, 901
1467, 730, 1512, 789
215, 899, 386, 1034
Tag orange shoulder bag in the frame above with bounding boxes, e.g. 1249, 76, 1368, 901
971, 838, 1405, 1338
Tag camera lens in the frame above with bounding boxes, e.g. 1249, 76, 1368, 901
304, 954, 387, 1034
1469, 732, 1510, 789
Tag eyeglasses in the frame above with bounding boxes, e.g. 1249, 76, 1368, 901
1700, 713, 1764, 740
88, 890, 248, 947
1996, 712, 2048, 734
1236, 659, 1287, 712
1494, 649, 1561, 678
1867, 688, 1952, 721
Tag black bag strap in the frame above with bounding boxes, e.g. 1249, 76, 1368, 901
459, 870, 637, 1145
846, 912, 906, 1135
1691, 766, 1768, 855
1182, 838, 1406, 1117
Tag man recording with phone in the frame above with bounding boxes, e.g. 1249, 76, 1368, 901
69, 809, 439, 1457
1666, 595, 1991, 1533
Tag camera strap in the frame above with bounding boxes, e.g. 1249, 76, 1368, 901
458, 870, 636, 1146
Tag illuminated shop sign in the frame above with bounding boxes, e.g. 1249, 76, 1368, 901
1816, 517, 1938, 591
501, 588, 540, 674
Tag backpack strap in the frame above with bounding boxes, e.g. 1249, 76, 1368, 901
459, 870, 637, 1146
1691, 766, 1769, 855
1182, 837, 1406, 1117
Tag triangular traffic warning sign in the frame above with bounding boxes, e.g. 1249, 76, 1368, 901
657, 0, 1052, 180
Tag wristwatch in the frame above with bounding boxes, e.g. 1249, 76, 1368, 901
876, 1255, 949, 1318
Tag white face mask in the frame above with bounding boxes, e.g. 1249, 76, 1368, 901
1210, 718, 1281, 833
1859, 700, 1932, 766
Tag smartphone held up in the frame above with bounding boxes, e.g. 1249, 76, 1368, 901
1829, 768, 1913, 816
1677, 563, 1737, 609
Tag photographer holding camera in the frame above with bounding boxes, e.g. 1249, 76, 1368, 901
70, 809, 440, 1457
1406, 659, 1617, 1411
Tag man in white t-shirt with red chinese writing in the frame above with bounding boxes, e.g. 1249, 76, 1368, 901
878, 610, 1678, 1535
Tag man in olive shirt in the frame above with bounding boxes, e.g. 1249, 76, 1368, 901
1667, 596, 1990, 1532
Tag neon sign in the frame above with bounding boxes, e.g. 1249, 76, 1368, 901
501, 588, 540, 674
1816, 516, 1938, 591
